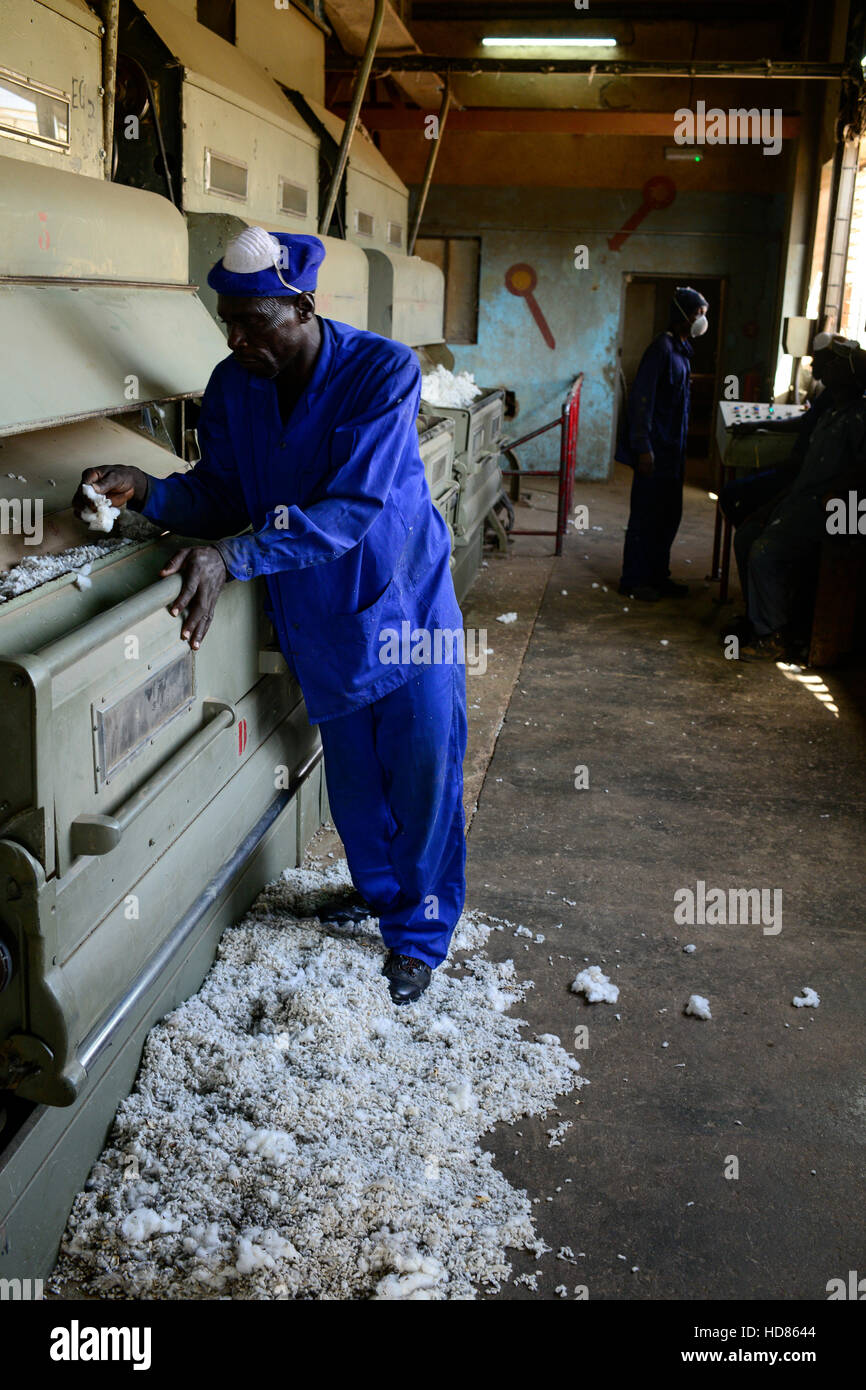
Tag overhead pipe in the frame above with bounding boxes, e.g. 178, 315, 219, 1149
100, 0, 120, 178
408, 79, 451, 255
318, 0, 386, 235
326, 55, 842, 80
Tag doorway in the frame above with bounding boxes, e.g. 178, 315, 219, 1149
615, 274, 726, 489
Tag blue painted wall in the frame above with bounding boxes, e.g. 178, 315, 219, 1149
416, 186, 787, 479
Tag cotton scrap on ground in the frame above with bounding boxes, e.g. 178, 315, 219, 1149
51, 863, 583, 1301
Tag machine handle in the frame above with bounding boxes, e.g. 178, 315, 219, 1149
433, 480, 460, 507
70, 699, 235, 857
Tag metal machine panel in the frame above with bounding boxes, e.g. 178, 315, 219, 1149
0, 284, 227, 434
715, 399, 807, 466
451, 527, 483, 604
422, 388, 505, 466
454, 452, 503, 544
187, 212, 369, 330
0, 774, 310, 1280
315, 235, 369, 330
0, 548, 320, 1106
364, 248, 445, 347
135, 0, 315, 133
0, 0, 102, 177
0, 154, 191, 282
303, 96, 409, 255
417, 414, 455, 495
180, 79, 319, 228
234, 0, 327, 105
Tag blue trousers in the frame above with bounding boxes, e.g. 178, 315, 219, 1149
318, 661, 468, 969
621, 468, 684, 588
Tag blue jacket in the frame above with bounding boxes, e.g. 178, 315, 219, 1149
142, 318, 461, 723
616, 331, 693, 476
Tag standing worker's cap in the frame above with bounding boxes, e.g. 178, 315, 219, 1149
672, 286, 708, 316
207, 227, 326, 297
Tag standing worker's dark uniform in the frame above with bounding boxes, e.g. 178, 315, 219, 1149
617, 286, 708, 599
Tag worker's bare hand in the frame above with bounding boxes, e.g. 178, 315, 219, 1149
636, 452, 655, 477
161, 546, 228, 650
73, 465, 149, 515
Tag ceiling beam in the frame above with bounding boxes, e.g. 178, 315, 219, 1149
411, 2, 798, 19
332, 105, 802, 135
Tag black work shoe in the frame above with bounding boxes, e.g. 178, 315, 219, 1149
317, 891, 375, 926
618, 582, 660, 602
382, 950, 432, 1006
657, 579, 689, 597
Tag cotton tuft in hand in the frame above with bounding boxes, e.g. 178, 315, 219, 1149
80, 483, 120, 533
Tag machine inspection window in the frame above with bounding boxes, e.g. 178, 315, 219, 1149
415, 236, 480, 345
205, 148, 248, 201
279, 178, 309, 218
0, 68, 70, 149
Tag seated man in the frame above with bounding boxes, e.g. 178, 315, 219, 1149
733, 340, 866, 659
719, 333, 853, 529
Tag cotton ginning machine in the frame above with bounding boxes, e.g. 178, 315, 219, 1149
419, 388, 507, 602
0, 157, 325, 1279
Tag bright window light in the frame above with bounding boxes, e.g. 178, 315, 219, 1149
481, 37, 617, 48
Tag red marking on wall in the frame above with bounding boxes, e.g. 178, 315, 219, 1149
607, 176, 676, 252
505, 263, 555, 349
38, 211, 50, 251
238, 718, 248, 755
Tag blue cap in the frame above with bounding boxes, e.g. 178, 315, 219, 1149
673, 286, 708, 318
207, 228, 326, 298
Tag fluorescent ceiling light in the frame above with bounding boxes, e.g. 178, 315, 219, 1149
665, 147, 704, 162
481, 37, 617, 49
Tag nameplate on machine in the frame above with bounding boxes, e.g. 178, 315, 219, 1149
94, 652, 195, 787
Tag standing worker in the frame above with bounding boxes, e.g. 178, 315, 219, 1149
617, 286, 709, 601
74, 228, 467, 1006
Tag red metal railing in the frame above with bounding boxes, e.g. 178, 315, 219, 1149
498, 373, 583, 556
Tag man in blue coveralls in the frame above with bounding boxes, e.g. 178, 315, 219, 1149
617, 286, 709, 601
74, 227, 467, 1006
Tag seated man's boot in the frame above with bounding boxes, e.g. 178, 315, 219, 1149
382, 950, 432, 1006
739, 630, 787, 661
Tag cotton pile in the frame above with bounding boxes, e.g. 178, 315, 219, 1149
421, 365, 483, 409
51, 863, 582, 1301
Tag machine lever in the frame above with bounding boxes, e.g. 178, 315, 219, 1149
69, 699, 235, 857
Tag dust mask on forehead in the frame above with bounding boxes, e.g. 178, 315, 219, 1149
222, 227, 300, 291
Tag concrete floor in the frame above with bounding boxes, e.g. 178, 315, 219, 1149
455, 465, 866, 1301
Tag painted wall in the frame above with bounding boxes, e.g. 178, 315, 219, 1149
415, 185, 787, 478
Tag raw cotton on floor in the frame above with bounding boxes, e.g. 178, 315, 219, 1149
51, 863, 582, 1301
